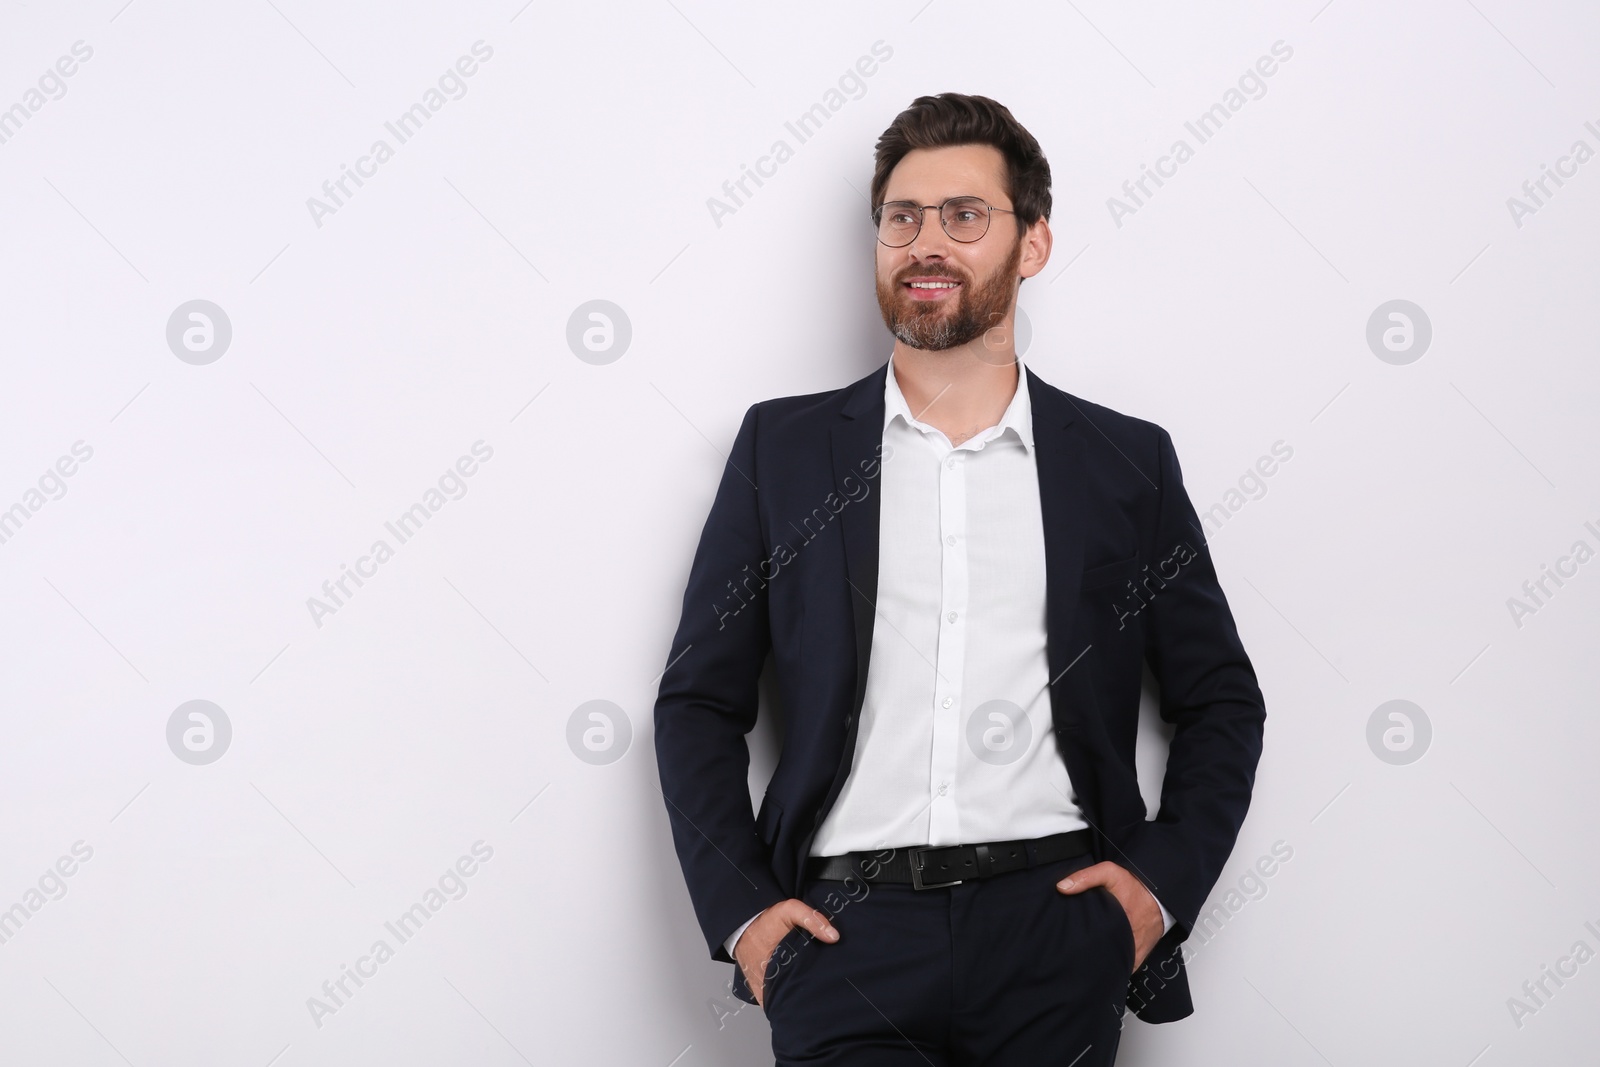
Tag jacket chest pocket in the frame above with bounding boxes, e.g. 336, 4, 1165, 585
1081, 554, 1140, 592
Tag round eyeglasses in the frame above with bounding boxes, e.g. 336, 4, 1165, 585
872, 196, 1017, 247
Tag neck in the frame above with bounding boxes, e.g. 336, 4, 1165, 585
891, 335, 1020, 437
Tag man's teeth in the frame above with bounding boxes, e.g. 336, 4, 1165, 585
910, 281, 958, 288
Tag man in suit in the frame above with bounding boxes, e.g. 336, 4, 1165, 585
654, 92, 1266, 1066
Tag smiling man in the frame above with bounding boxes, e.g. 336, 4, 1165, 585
655, 92, 1267, 1066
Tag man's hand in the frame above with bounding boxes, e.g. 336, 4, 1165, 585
1055, 861, 1162, 973
734, 899, 840, 1007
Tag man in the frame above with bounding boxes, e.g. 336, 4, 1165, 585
654, 92, 1266, 1065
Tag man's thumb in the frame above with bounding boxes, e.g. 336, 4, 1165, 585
1056, 862, 1107, 893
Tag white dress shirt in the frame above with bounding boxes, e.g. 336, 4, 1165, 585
726, 353, 1172, 959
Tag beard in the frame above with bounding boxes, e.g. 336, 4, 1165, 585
875, 236, 1024, 352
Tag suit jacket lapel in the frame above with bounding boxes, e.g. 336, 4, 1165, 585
831, 362, 888, 723
1027, 366, 1088, 730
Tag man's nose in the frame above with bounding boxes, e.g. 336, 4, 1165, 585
910, 209, 954, 258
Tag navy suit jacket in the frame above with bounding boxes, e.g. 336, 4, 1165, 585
653, 360, 1266, 1023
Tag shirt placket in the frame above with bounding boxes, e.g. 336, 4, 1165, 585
927, 440, 968, 845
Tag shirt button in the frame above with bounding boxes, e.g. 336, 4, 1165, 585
946, 611, 958, 623
938, 782, 948, 796
946, 457, 957, 469
942, 697, 953, 709
946, 534, 957, 545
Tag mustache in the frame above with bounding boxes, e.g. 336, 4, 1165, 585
894, 266, 966, 284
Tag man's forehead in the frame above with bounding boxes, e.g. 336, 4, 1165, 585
883, 144, 1007, 201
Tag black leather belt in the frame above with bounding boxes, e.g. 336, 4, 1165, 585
804, 829, 1092, 890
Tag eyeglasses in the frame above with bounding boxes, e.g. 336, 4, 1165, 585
872, 196, 1017, 247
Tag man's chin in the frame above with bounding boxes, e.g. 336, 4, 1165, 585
885, 303, 972, 351
892, 324, 980, 351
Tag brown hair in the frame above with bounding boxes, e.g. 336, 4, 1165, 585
871, 93, 1052, 235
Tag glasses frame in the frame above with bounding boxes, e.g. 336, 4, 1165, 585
872, 195, 1018, 247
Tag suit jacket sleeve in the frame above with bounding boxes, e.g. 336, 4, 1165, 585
654, 402, 788, 964
1120, 426, 1267, 939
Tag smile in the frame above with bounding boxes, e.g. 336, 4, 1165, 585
904, 280, 961, 301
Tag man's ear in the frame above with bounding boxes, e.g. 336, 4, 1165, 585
1019, 218, 1052, 280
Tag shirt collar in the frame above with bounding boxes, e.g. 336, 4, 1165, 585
883, 351, 1035, 452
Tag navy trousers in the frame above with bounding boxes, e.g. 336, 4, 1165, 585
760, 852, 1134, 1066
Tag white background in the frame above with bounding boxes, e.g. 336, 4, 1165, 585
0, 1, 1596, 1064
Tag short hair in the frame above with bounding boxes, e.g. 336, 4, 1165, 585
871, 92, 1052, 234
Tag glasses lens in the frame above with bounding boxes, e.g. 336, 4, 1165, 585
941, 198, 990, 242
877, 202, 920, 246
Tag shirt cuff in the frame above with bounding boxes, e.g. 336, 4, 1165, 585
723, 912, 760, 959
1156, 895, 1175, 936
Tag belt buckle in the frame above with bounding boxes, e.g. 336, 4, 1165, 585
910, 845, 963, 890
